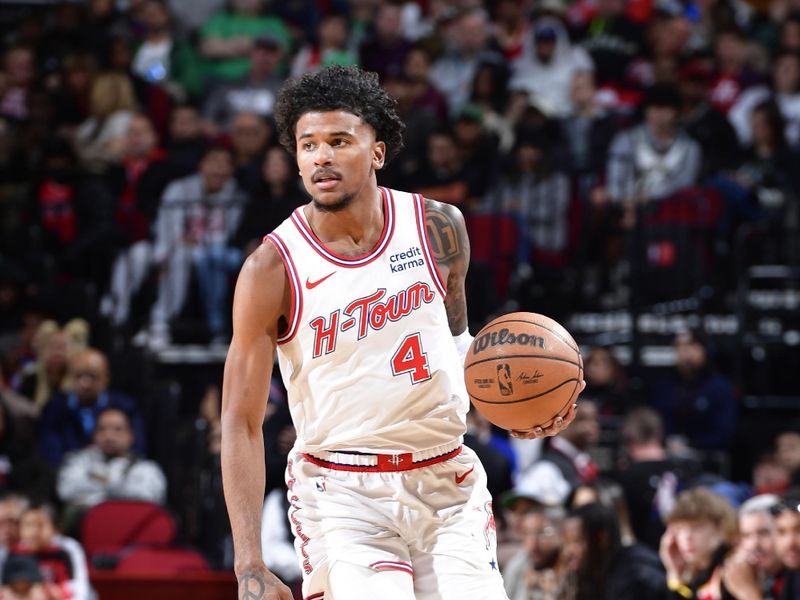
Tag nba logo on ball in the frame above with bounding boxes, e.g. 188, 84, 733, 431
496, 364, 513, 396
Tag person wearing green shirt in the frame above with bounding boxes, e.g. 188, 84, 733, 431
200, 0, 291, 82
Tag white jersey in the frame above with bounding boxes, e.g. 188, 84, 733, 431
266, 187, 468, 454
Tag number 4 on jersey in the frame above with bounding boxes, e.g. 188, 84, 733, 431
391, 333, 431, 384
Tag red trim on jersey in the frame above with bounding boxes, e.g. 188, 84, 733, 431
289, 187, 395, 268
303, 446, 461, 473
369, 560, 414, 576
413, 194, 447, 298
265, 233, 303, 344
304, 593, 325, 600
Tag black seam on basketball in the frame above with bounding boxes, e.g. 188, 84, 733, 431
470, 378, 581, 405
475, 318, 580, 354
465, 354, 582, 369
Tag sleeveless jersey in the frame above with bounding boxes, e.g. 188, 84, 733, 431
266, 187, 469, 454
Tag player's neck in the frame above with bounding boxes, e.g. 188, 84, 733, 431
305, 181, 384, 250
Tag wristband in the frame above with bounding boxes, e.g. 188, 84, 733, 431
453, 329, 473, 364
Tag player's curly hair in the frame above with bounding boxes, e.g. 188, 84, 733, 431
274, 66, 405, 164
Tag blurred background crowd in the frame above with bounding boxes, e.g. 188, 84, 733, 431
0, 0, 799, 598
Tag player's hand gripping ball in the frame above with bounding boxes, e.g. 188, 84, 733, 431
464, 312, 585, 439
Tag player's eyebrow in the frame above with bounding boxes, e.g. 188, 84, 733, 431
298, 130, 356, 140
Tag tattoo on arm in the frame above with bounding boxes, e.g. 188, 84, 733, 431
241, 573, 266, 600
425, 200, 470, 335
425, 205, 461, 264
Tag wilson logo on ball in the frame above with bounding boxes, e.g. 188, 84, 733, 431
472, 328, 545, 355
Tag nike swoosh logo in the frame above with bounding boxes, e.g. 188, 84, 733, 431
305, 272, 335, 290
455, 466, 475, 485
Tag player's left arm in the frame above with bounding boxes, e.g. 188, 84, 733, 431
424, 198, 582, 439
423, 198, 469, 335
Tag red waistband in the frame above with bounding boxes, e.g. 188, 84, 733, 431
303, 446, 462, 473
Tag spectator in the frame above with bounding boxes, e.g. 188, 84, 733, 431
230, 111, 272, 192
560, 72, 617, 184
38, 348, 144, 467
582, 346, 630, 415
568, 479, 636, 546
52, 53, 97, 139
515, 399, 600, 506
650, 329, 738, 454
709, 28, 762, 114
203, 33, 285, 128
359, 3, 412, 81
502, 503, 569, 600
722, 494, 786, 600
578, 0, 645, 87
14, 323, 67, 411
131, 0, 203, 101
404, 45, 449, 124
464, 410, 514, 504
509, 17, 594, 118
616, 406, 704, 550
482, 133, 572, 267
57, 407, 166, 516
290, 13, 358, 77
0, 495, 27, 576
606, 84, 702, 213
566, 502, 666, 600
144, 144, 245, 346
164, 103, 207, 176
771, 493, 800, 596
232, 146, 305, 254
430, 8, 500, 115
0, 400, 51, 502
493, 0, 530, 62
468, 62, 513, 152
776, 431, 800, 486
73, 72, 138, 173
0, 46, 35, 123
729, 51, 800, 148
0, 554, 51, 600
199, 0, 290, 83
452, 104, 499, 198
677, 57, 742, 178
412, 127, 471, 205
10, 504, 90, 600
659, 487, 738, 600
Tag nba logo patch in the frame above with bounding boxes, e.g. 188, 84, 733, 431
496, 364, 513, 396
315, 479, 327, 493
483, 501, 497, 550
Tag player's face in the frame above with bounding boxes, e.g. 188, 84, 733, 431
739, 512, 780, 572
295, 110, 386, 212
774, 508, 800, 570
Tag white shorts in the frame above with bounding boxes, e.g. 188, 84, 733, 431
285, 444, 508, 600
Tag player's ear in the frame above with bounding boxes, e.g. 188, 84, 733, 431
372, 141, 386, 171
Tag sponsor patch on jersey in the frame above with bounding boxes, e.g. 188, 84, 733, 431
389, 246, 425, 273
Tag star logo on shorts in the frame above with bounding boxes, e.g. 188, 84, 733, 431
489, 559, 497, 570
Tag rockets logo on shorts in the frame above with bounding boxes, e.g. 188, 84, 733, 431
483, 501, 496, 551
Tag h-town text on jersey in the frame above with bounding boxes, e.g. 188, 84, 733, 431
308, 281, 436, 358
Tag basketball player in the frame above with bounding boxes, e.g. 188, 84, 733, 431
221, 66, 583, 600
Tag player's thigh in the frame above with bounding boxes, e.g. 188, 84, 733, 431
327, 560, 415, 600
412, 447, 508, 600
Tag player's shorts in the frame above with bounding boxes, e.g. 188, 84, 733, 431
285, 442, 509, 600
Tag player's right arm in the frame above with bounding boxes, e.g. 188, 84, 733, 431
221, 242, 293, 600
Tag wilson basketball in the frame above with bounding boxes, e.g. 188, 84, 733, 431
464, 312, 584, 431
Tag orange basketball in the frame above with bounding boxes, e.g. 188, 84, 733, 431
464, 312, 584, 431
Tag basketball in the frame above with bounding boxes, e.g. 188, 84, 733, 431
464, 312, 584, 431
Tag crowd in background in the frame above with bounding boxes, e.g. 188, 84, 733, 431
0, 0, 799, 598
